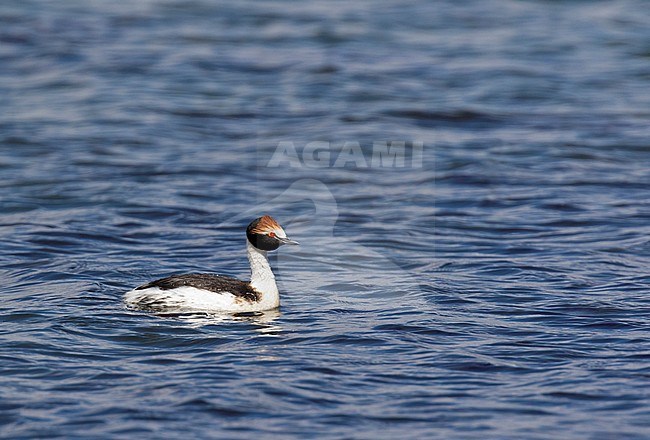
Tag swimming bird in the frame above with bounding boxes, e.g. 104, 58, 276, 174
124, 215, 298, 313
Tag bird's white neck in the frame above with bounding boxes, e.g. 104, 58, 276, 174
247, 240, 279, 308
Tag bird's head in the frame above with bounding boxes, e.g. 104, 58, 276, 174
246, 215, 299, 251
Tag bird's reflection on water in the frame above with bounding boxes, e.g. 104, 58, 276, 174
156, 308, 283, 335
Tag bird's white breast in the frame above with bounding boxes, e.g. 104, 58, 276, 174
124, 286, 271, 313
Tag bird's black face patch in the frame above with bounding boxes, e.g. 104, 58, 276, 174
246, 217, 281, 251
248, 232, 280, 251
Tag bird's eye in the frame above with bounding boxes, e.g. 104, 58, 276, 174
268, 232, 276, 238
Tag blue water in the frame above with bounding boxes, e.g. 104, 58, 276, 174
1, 1, 650, 438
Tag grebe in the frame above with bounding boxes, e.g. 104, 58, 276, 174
124, 215, 298, 313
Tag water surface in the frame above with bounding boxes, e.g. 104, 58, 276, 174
1, 1, 649, 438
